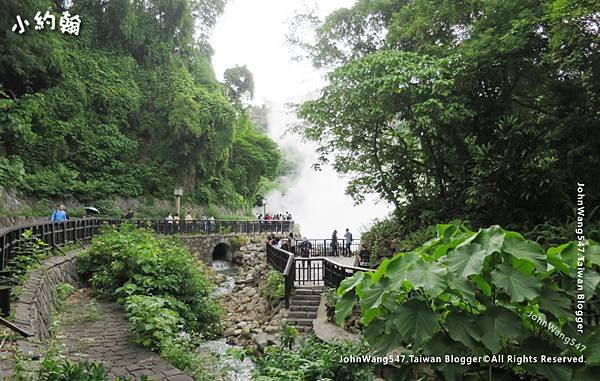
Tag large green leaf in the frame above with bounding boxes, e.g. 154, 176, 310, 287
583, 270, 600, 300
424, 333, 470, 381
446, 243, 486, 277
473, 225, 505, 256
359, 278, 389, 324
478, 306, 522, 353
502, 236, 547, 272
539, 285, 572, 321
335, 291, 357, 325
446, 272, 478, 307
445, 311, 483, 352
337, 271, 365, 296
547, 242, 579, 273
517, 337, 573, 381
385, 251, 418, 284
587, 242, 600, 266
582, 326, 600, 365
391, 299, 440, 348
406, 260, 447, 297
491, 264, 541, 302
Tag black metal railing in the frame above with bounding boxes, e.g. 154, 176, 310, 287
267, 242, 372, 307
0, 218, 293, 272
299, 239, 361, 257
266, 243, 295, 308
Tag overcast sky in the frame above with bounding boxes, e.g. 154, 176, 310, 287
210, 0, 392, 238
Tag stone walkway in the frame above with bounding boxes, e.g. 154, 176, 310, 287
59, 292, 193, 381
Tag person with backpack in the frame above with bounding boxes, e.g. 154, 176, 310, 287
344, 228, 353, 257
50, 205, 68, 222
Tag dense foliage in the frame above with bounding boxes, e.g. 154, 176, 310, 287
254, 333, 374, 381
76, 225, 222, 342
0, 0, 280, 210
261, 269, 285, 307
336, 223, 600, 380
295, 0, 600, 229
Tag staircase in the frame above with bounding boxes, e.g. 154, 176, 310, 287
285, 286, 323, 334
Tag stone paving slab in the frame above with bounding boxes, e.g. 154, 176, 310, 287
59, 295, 193, 381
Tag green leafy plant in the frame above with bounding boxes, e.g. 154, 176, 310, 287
76, 224, 222, 336
322, 287, 338, 323
336, 223, 600, 380
124, 295, 182, 349
260, 269, 285, 307
4, 230, 50, 296
279, 321, 299, 350
254, 334, 373, 381
76, 225, 221, 377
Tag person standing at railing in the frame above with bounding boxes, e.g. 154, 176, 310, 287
300, 237, 312, 257
344, 228, 353, 257
331, 230, 339, 256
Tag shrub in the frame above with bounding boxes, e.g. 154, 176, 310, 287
4, 230, 50, 296
322, 288, 338, 323
254, 334, 373, 381
124, 295, 183, 349
260, 269, 285, 306
337, 223, 600, 380
76, 224, 222, 336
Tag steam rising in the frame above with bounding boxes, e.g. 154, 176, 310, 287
265, 101, 392, 239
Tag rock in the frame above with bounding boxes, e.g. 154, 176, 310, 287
252, 332, 277, 352
224, 327, 237, 337
233, 329, 242, 336
237, 321, 248, 329
264, 325, 279, 333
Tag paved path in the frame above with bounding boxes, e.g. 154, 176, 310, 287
59, 293, 193, 381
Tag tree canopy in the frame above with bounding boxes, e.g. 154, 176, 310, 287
0, 0, 280, 209
295, 0, 600, 229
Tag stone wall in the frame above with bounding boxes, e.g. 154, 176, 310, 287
12, 252, 81, 341
180, 234, 270, 265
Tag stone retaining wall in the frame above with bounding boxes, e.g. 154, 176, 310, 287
181, 234, 271, 265
12, 252, 81, 341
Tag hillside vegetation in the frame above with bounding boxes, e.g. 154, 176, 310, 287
0, 0, 280, 211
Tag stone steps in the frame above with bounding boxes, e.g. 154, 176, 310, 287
285, 286, 323, 334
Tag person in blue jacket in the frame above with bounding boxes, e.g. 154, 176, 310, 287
50, 205, 68, 221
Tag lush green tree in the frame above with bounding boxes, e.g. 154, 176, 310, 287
223, 65, 255, 108
295, 0, 600, 228
0, 0, 281, 211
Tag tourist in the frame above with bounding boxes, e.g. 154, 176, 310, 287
354, 244, 371, 268
122, 208, 134, 219
330, 229, 339, 256
185, 212, 193, 221
50, 204, 68, 222
344, 228, 353, 257
281, 239, 290, 252
300, 237, 312, 257
289, 232, 296, 254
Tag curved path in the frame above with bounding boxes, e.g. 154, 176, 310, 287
59, 291, 193, 381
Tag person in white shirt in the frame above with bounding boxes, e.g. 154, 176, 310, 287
289, 232, 296, 254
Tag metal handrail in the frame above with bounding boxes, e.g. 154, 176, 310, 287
0, 217, 293, 336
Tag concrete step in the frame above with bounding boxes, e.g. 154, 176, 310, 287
292, 293, 321, 301
290, 305, 318, 312
290, 299, 320, 307
298, 326, 312, 333
287, 311, 317, 319
294, 287, 324, 295
286, 318, 313, 327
